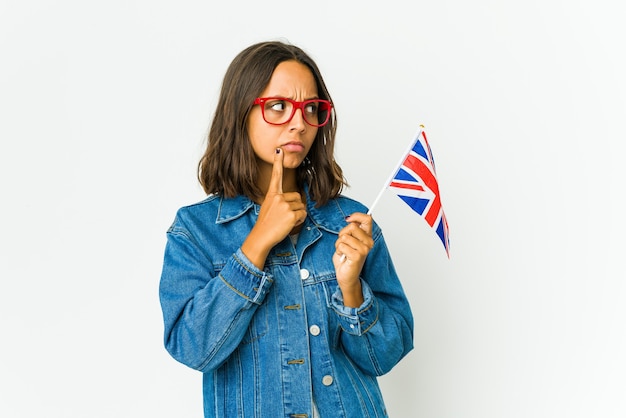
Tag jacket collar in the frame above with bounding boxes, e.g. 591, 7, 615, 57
215, 184, 348, 234
215, 194, 257, 224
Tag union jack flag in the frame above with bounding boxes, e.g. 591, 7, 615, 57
388, 127, 450, 257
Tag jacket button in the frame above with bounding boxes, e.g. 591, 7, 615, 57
300, 269, 310, 280
309, 325, 320, 336
322, 375, 334, 386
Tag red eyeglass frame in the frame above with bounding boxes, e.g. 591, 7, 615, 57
253, 97, 333, 127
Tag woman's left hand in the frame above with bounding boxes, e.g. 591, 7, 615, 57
332, 212, 374, 307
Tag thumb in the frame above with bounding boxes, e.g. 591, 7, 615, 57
268, 147, 283, 194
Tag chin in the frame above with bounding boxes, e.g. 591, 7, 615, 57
283, 156, 305, 169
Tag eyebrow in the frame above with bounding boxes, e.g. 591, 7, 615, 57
262, 95, 321, 101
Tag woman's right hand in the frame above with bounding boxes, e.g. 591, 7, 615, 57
241, 148, 307, 269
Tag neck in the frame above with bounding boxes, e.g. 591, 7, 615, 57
255, 167, 300, 203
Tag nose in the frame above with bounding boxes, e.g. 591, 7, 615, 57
288, 106, 307, 131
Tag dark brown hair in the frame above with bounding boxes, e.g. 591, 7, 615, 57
197, 41, 347, 206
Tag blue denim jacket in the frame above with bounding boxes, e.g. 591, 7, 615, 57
160, 188, 414, 418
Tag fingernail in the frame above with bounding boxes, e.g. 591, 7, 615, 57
275, 148, 281, 154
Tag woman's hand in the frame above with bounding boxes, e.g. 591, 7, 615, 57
333, 213, 374, 307
242, 148, 307, 269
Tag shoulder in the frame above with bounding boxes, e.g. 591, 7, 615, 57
173, 194, 220, 220
335, 194, 382, 239
333, 194, 369, 214
170, 193, 255, 230
166, 194, 221, 233
308, 193, 380, 237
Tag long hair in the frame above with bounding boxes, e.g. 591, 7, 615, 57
197, 41, 346, 206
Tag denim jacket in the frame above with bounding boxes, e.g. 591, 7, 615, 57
159, 188, 414, 418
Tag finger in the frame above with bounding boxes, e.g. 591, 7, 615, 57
337, 232, 363, 250
350, 227, 374, 248
336, 242, 357, 264
335, 240, 347, 263
345, 213, 373, 235
281, 191, 303, 203
268, 147, 284, 194
341, 223, 371, 244
336, 243, 349, 263
336, 229, 373, 261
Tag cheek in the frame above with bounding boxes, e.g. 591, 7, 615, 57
248, 129, 276, 164
305, 131, 318, 151
246, 112, 261, 142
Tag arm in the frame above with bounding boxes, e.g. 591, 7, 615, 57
159, 221, 273, 373
160, 149, 305, 372
331, 227, 414, 376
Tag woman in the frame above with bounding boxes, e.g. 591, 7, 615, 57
159, 40, 414, 418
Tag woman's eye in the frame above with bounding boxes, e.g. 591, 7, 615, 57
305, 103, 318, 114
268, 101, 286, 112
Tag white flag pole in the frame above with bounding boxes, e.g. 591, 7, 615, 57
366, 124, 424, 216
339, 125, 424, 263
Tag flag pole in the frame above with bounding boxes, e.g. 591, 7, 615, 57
366, 124, 425, 215
339, 125, 424, 263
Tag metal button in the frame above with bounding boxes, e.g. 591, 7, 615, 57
300, 269, 310, 280
309, 325, 320, 336
322, 375, 334, 386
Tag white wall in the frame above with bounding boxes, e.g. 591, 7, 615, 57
1, 1, 624, 417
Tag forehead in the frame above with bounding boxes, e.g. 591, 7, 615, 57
260, 60, 318, 97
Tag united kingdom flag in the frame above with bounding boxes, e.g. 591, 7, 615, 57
388, 128, 450, 257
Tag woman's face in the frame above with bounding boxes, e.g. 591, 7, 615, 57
247, 60, 319, 172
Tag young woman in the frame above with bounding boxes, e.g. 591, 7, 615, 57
159, 40, 414, 418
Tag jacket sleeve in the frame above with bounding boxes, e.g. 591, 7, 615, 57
159, 216, 273, 373
330, 227, 414, 376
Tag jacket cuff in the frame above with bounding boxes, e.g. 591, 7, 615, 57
331, 280, 378, 335
218, 248, 274, 305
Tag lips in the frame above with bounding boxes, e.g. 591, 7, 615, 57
281, 142, 305, 153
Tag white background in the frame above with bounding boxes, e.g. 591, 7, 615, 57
1, 1, 625, 417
